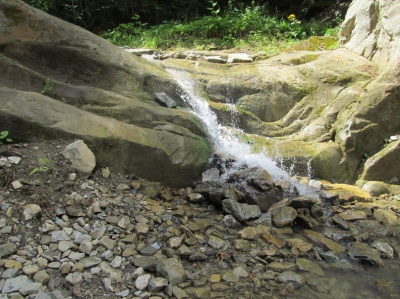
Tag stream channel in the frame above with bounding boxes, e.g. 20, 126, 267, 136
144, 55, 400, 299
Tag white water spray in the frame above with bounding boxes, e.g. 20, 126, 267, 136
166, 68, 291, 181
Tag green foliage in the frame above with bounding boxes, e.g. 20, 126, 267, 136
0, 131, 12, 145
30, 158, 52, 175
102, 2, 341, 51
41, 77, 53, 95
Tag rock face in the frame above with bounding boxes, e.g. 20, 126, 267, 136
150, 0, 400, 185
0, 0, 211, 187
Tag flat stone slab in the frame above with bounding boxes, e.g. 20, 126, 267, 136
2, 275, 32, 294
227, 53, 253, 63
155, 92, 177, 108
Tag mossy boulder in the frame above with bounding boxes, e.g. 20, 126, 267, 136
0, 0, 211, 187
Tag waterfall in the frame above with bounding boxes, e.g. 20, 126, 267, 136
166, 68, 291, 181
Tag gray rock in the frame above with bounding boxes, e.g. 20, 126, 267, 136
132, 256, 161, 271
80, 256, 102, 268
222, 214, 241, 228
227, 53, 253, 63
2, 275, 31, 294
207, 236, 226, 249
205, 56, 226, 64
332, 215, 350, 230
140, 242, 161, 256
99, 236, 116, 250
272, 206, 297, 227
222, 199, 261, 222
19, 282, 42, 296
195, 181, 232, 206
156, 258, 187, 284
0, 242, 17, 258
155, 92, 177, 108
51, 230, 71, 242
34, 291, 53, 299
23, 204, 42, 220
65, 272, 83, 285
361, 181, 390, 196
185, 286, 211, 299
188, 251, 207, 262
372, 240, 394, 259
135, 274, 151, 291
148, 277, 168, 291
61, 140, 96, 174
222, 271, 239, 283
1, 268, 19, 279
277, 271, 304, 284
33, 271, 50, 285
65, 206, 85, 217
349, 242, 384, 267
58, 241, 74, 253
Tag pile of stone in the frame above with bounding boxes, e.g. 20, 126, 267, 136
1, 141, 400, 299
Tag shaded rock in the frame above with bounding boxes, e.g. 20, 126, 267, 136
332, 215, 350, 230
373, 209, 400, 233
303, 229, 343, 254
148, 277, 168, 292
338, 210, 367, 221
289, 196, 319, 208
272, 206, 297, 227
355, 220, 387, 238
0, 243, 17, 258
207, 236, 226, 249
19, 282, 42, 296
361, 181, 391, 196
132, 256, 161, 271
185, 286, 211, 299
268, 262, 297, 272
222, 214, 241, 228
237, 225, 270, 240
61, 140, 96, 174
349, 242, 384, 267
194, 181, 232, 206
140, 242, 161, 256
155, 92, 177, 108
222, 199, 261, 222
189, 251, 208, 262
156, 258, 187, 284
172, 286, 189, 299
296, 258, 324, 276
80, 256, 102, 268
277, 271, 304, 284
222, 271, 239, 283
65, 272, 83, 285
286, 238, 313, 255
0, 2, 211, 188
372, 240, 394, 259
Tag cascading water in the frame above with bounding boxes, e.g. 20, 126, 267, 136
166, 67, 291, 181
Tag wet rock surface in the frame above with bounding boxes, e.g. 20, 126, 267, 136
1, 140, 400, 299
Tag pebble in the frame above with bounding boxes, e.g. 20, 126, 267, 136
135, 274, 151, 291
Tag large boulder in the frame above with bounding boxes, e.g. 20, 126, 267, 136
0, 0, 211, 187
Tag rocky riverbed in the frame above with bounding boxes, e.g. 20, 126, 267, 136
1, 140, 400, 299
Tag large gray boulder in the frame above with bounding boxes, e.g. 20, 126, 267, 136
0, 0, 211, 187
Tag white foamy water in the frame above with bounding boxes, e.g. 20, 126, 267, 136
166, 68, 291, 181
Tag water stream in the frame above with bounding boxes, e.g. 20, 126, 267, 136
166, 67, 291, 181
